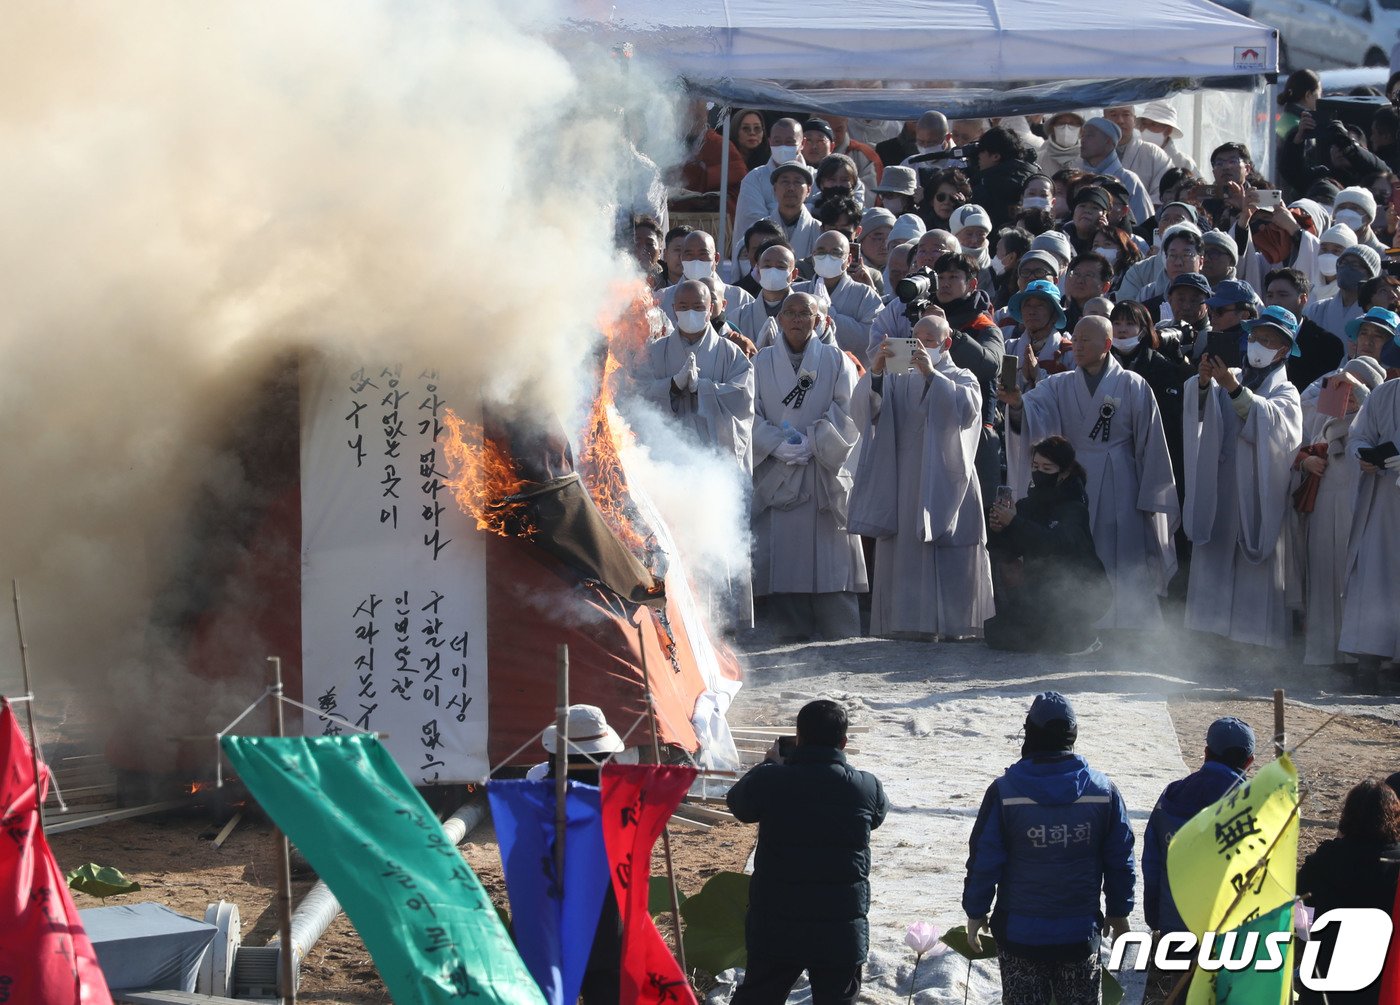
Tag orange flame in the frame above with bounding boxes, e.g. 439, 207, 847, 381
441, 408, 536, 539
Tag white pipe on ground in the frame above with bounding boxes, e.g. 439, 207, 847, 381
269, 797, 488, 983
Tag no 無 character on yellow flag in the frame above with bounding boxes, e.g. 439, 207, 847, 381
1166, 752, 1300, 1004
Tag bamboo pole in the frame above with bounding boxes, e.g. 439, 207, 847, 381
12, 580, 44, 831
1273, 689, 1286, 756
554, 645, 569, 885
268, 656, 296, 1005
638, 617, 688, 975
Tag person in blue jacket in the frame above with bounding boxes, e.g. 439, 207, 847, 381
1139, 716, 1255, 1003
962, 691, 1135, 1005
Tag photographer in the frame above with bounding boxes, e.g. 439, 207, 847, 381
1281, 114, 1388, 201
971, 125, 1038, 231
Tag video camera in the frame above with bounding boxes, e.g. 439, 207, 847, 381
895, 267, 936, 324
906, 141, 980, 167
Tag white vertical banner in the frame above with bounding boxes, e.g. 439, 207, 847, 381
299, 354, 489, 784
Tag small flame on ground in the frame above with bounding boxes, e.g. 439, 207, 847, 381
441, 408, 536, 538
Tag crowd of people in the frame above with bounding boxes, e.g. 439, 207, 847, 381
621, 80, 1400, 690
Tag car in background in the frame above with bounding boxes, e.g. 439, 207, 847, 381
1247, 0, 1400, 69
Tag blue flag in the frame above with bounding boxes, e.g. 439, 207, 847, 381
487, 779, 611, 1005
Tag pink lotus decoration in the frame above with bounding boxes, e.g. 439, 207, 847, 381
904, 922, 948, 1002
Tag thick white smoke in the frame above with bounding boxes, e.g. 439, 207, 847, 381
0, 1, 689, 751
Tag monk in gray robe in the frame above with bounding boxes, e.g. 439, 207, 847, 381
733, 243, 834, 351
1183, 305, 1303, 648
655, 230, 754, 328
635, 279, 756, 629
751, 292, 867, 640
1339, 374, 1400, 688
1000, 315, 1180, 630
795, 230, 882, 366
850, 313, 993, 639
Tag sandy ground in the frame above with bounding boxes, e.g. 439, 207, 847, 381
48, 618, 1400, 1004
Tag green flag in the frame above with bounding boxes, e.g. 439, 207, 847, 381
222, 733, 545, 1005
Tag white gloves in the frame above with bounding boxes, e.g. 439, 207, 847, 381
1384, 454, 1400, 470
673, 352, 699, 391
772, 435, 812, 465
966, 916, 988, 953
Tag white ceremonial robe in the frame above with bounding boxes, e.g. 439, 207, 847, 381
638, 328, 756, 473
1289, 404, 1363, 665
656, 282, 754, 328
849, 365, 994, 637
772, 206, 823, 261
1183, 365, 1303, 648
1007, 357, 1181, 629
796, 274, 883, 365
1339, 379, 1400, 660
732, 158, 805, 260
1001, 330, 1075, 498
1303, 294, 1363, 342
751, 337, 867, 605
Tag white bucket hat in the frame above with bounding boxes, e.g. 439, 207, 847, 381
1138, 101, 1184, 139
542, 704, 625, 755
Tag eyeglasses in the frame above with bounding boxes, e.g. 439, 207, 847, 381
1018, 267, 1054, 279
779, 309, 818, 319
1165, 252, 1201, 264
934, 192, 963, 203
1204, 248, 1232, 258
1067, 270, 1103, 281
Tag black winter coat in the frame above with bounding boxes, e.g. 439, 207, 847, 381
973, 157, 1038, 232
726, 746, 888, 967
1115, 344, 1194, 498
1287, 317, 1346, 394
1297, 837, 1400, 1005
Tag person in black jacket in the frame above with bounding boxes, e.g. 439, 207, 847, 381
1109, 300, 1194, 496
983, 436, 1110, 654
972, 125, 1038, 232
726, 700, 888, 1005
1263, 266, 1345, 393
1297, 779, 1400, 1005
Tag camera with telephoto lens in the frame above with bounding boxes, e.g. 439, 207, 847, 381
895, 267, 936, 323
1382, 255, 1400, 280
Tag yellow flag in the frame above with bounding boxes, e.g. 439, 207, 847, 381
1166, 753, 1299, 1005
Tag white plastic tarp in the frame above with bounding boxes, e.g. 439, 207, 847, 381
558, 0, 1278, 84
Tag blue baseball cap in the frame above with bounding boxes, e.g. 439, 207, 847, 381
1344, 305, 1400, 343
1243, 305, 1302, 357
1027, 691, 1077, 728
1168, 272, 1212, 297
1008, 279, 1067, 330
1206, 716, 1256, 758
1204, 278, 1261, 310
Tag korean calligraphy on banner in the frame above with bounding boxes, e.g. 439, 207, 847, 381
600, 764, 698, 1005
222, 733, 545, 1005
300, 355, 489, 784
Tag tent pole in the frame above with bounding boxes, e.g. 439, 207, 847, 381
1193, 90, 1205, 179
11, 580, 44, 832
269, 655, 297, 1005
638, 616, 688, 976
554, 645, 569, 884
718, 105, 732, 269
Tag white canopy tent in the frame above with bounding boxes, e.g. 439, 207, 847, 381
555, 0, 1280, 249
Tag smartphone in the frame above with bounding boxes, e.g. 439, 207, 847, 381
1255, 189, 1282, 211
777, 736, 797, 759
1205, 330, 1242, 369
1188, 183, 1213, 202
884, 337, 922, 371
995, 486, 1015, 508
999, 353, 1019, 391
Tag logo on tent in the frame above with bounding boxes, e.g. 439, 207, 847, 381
1234, 46, 1266, 71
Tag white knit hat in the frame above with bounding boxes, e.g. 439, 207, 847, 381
1319, 223, 1358, 249
1335, 186, 1379, 222
949, 204, 993, 234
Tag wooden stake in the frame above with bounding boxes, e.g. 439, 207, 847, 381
554, 645, 569, 885
11, 580, 45, 831
1273, 689, 1286, 757
268, 656, 296, 1005
638, 617, 688, 975
212, 810, 244, 850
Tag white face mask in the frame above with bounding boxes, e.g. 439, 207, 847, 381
681, 259, 714, 281
922, 344, 943, 367
769, 144, 798, 164
884, 197, 908, 216
1114, 333, 1141, 353
1141, 128, 1168, 148
1053, 124, 1081, 147
1317, 252, 1339, 278
675, 309, 709, 335
1247, 341, 1280, 368
990, 255, 1007, 276
759, 267, 791, 292
1098, 247, 1120, 266
813, 253, 846, 279
1021, 195, 1050, 210
916, 143, 944, 156
1335, 208, 1366, 232
739, 255, 752, 277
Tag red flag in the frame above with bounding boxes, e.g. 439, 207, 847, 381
1379, 873, 1400, 1005
600, 764, 698, 1005
0, 701, 113, 1004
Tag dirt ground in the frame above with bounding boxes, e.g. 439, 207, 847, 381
50, 696, 1400, 1004
52, 801, 755, 1004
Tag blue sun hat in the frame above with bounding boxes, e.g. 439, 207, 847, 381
1344, 305, 1400, 344
1243, 304, 1302, 357
1008, 279, 1067, 330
